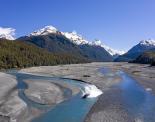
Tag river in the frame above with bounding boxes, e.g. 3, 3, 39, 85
8, 68, 155, 122
11, 72, 101, 122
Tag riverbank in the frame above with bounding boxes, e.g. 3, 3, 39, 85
0, 72, 27, 122
111, 62, 155, 95
1, 62, 154, 122
21, 63, 121, 91
20, 63, 123, 122
0, 72, 80, 122
20, 63, 122, 121
84, 62, 155, 122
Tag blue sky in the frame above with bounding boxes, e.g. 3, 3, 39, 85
0, 0, 155, 50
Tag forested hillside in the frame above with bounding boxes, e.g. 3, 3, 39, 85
132, 51, 155, 66
0, 39, 88, 69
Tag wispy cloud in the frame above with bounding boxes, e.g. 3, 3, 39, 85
0, 27, 16, 40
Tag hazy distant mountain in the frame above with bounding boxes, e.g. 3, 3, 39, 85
115, 39, 155, 62
18, 26, 113, 62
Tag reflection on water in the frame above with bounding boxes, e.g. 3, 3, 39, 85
117, 72, 155, 122
100, 68, 155, 122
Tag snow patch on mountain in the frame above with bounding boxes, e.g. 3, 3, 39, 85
139, 39, 155, 47
62, 31, 89, 45
0, 27, 15, 40
63, 32, 125, 56
92, 40, 125, 56
91, 39, 102, 46
29, 25, 89, 45
30, 26, 58, 36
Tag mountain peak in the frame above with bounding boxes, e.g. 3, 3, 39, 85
0, 27, 15, 40
139, 39, 155, 46
30, 25, 58, 36
62, 31, 89, 45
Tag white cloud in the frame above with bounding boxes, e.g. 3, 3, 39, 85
0, 27, 16, 40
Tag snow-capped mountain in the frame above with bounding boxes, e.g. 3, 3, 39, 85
91, 40, 125, 56
127, 39, 155, 55
63, 32, 125, 56
139, 39, 155, 47
29, 26, 89, 45
19, 25, 113, 61
30, 26, 58, 36
115, 39, 155, 62
29, 26, 88, 45
28, 25, 124, 57
0, 27, 15, 40
62, 31, 89, 45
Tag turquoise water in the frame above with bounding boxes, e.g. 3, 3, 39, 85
32, 94, 96, 122
10, 67, 155, 122
12, 72, 98, 122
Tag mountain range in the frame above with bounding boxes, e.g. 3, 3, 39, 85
27, 26, 125, 56
18, 25, 125, 62
0, 25, 155, 67
0, 26, 125, 61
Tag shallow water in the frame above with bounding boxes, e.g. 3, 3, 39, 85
11, 72, 98, 122
9, 68, 155, 122
32, 94, 97, 122
100, 68, 155, 122
117, 71, 155, 122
